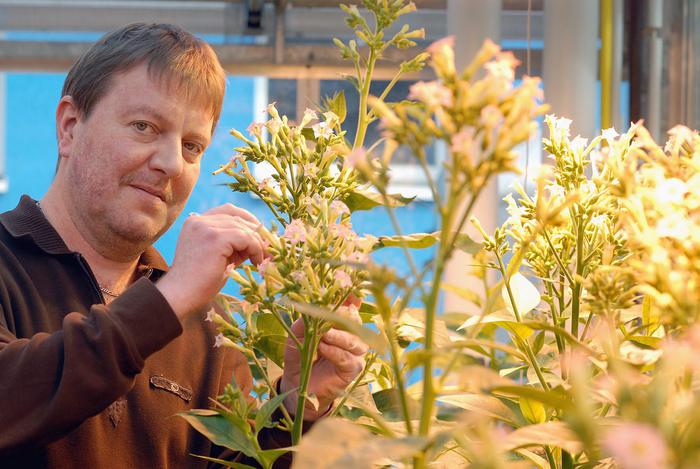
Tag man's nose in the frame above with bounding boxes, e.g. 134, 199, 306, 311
150, 136, 185, 178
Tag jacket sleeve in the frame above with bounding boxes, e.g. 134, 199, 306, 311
0, 278, 183, 455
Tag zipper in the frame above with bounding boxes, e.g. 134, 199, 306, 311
75, 253, 106, 305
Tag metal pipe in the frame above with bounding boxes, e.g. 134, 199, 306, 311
646, 0, 663, 141
600, 0, 614, 130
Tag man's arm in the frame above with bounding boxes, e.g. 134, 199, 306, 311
0, 279, 182, 455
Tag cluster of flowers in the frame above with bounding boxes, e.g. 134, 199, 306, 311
370, 37, 546, 195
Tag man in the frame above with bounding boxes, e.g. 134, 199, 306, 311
0, 23, 366, 467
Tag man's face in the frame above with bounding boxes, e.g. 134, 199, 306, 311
59, 63, 214, 258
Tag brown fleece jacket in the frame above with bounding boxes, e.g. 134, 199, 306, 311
0, 195, 293, 468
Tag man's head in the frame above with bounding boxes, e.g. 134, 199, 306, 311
52, 23, 226, 261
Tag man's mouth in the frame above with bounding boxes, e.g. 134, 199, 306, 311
130, 184, 166, 202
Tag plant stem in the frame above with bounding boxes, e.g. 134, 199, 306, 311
328, 353, 377, 418
571, 219, 585, 338
291, 318, 320, 445
353, 48, 377, 150
386, 320, 415, 434
542, 228, 575, 286
495, 251, 550, 392
250, 353, 294, 429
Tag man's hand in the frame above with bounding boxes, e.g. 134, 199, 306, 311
156, 204, 266, 318
280, 302, 368, 421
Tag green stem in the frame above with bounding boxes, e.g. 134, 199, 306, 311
353, 48, 377, 150
571, 219, 585, 338
250, 353, 294, 429
291, 319, 320, 445
495, 251, 550, 392
542, 228, 575, 286
386, 321, 415, 434
328, 353, 377, 418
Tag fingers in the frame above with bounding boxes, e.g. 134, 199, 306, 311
205, 203, 261, 227
317, 341, 365, 375
321, 329, 368, 356
190, 213, 266, 266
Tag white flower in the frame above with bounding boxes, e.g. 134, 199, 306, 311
299, 108, 318, 127
545, 183, 566, 199
602, 127, 619, 143
291, 270, 305, 283
283, 219, 307, 244
570, 135, 588, 153
257, 177, 275, 192
229, 154, 244, 167
312, 122, 333, 140
334, 270, 352, 289
205, 309, 216, 322
214, 333, 230, 348
408, 80, 453, 108
303, 163, 319, 178
590, 214, 607, 227
656, 214, 691, 240
654, 177, 688, 205
323, 111, 340, 127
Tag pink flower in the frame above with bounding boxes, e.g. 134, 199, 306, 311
334, 270, 352, 289
602, 423, 668, 469
303, 163, 319, 178
258, 257, 272, 276
427, 36, 455, 55
238, 300, 260, 315
229, 154, 244, 167
283, 219, 307, 244
480, 105, 504, 128
330, 222, 356, 240
343, 148, 367, 170
330, 200, 350, 217
408, 80, 453, 108
485, 51, 519, 81
247, 122, 264, 138
450, 126, 476, 154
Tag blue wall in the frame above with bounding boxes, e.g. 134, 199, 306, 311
0, 72, 438, 296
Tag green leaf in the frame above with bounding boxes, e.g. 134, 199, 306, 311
519, 397, 546, 424
359, 301, 379, 322
452, 232, 483, 255
503, 273, 541, 316
372, 388, 421, 421
259, 448, 293, 468
458, 309, 534, 341
254, 313, 287, 367
503, 421, 583, 454
441, 283, 482, 307
190, 454, 257, 469
177, 411, 257, 458
300, 127, 317, 142
323, 90, 347, 124
627, 335, 662, 349
255, 389, 294, 432
343, 189, 415, 212
373, 232, 439, 250
490, 385, 574, 411
285, 300, 387, 352
292, 418, 426, 468
436, 394, 520, 426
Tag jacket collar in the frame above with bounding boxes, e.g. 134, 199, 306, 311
0, 195, 169, 273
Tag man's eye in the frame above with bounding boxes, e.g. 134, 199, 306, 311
133, 121, 154, 133
184, 142, 203, 155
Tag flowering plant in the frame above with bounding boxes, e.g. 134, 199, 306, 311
180, 1, 700, 468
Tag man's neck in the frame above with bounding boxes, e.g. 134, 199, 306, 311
39, 186, 140, 293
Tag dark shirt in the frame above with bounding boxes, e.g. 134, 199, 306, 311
0, 195, 290, 468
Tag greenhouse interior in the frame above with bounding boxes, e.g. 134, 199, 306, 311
0, 0, 699, 468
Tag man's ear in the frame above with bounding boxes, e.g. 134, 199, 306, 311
56, 95, 81, 160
